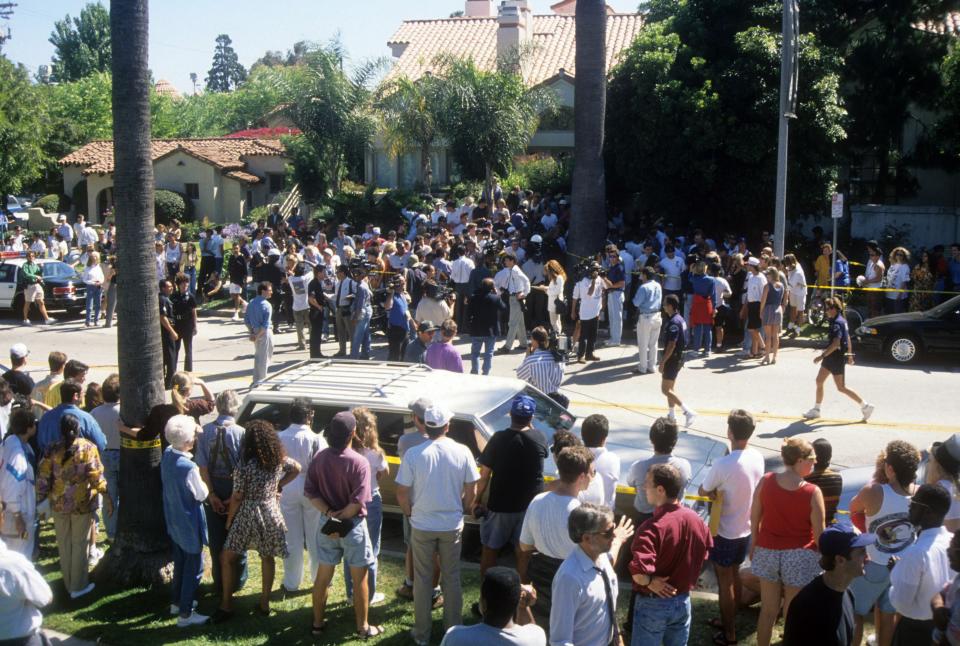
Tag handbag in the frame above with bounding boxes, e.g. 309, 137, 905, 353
320, 515, 358, 536
554, 297, 568, 317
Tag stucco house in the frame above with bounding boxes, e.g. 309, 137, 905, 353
58, 137, 290, 224
367, 0, 644, 189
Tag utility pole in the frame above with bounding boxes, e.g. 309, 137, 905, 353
773, 0, 799, 258
0, 2, 16, 45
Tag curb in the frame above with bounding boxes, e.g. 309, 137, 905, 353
43, 629, 98, 646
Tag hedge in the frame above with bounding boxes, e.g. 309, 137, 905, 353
35, 194, 69, 213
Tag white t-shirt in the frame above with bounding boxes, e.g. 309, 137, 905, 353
589, 447, 620, 509
519, 491, 580, 560
363, 447, 388, 495
572, 277, 604, 321
938, 479, 960, 525
659, 256, 684, 291
700, 447, 765, 539
713, 276, 732, 304
787, 266, 807, 297
886, 263, 910, 299
289, 275, 311, 312
395, 437, 480, 532
441, 622, 546, 646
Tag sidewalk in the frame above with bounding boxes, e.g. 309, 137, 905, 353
43, 630, 97, 646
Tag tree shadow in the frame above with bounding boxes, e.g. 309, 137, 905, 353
758, 419, 859, 439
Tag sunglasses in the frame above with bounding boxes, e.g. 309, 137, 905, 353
593, 527, 616, 539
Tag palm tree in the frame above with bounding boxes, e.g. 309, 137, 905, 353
376, 75, 443, 190
96, 0, 169, 585
570, 0, 607, 258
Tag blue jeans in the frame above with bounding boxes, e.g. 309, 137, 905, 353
344, 492, 382, 600
183, 266, 197, 296
470, 335, 496, 375
101, 450, 120, 539
632, 593, 691, 646
350, 312, 371, 359
607, 290, 624, 345
692, 324, 712, 353
170, 542, 203, 616
85, 285, 102, 325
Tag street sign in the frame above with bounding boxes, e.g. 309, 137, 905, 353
831, 193, 844, 219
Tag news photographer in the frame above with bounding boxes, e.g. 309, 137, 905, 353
415, 279, 455, 327
383, 274, 416, 361
572, 262, 604, 363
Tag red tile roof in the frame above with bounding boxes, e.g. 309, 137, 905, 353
59, 138, 286, 183
386, 12, 644, 86
916, 11, 960, 36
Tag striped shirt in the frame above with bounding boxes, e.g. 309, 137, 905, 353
516, 350, 565, 394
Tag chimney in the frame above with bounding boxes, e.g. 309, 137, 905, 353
497, 0, 532, 60
464, 0, 494, 17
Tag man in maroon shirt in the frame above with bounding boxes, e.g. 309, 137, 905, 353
304, 411, 382, 639
629, 463, 712, 645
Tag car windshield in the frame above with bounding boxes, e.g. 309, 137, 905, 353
41, 262, 79, 279
480, 386, 575, 448
927, 294, 960, 318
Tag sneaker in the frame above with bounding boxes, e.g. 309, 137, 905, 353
231, 313, 240, 321
431, 593, 445, 609
667, 410, 677, 421
861, 403, 875, 422
802, 407, 821, 420
684, 410, 697, 428
22, 319, 31, 326
170, 600, 199, 615
177, 612, 209, 628
70, 582, 96, 599
370, 592, 386, 606
88, 546, 104, 567
42, 318, 53, 326
395, 583, 414, 600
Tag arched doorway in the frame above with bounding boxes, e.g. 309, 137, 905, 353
96, 187, 115, 223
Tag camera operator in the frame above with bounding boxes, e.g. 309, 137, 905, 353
516, 326, 565, 398
572, 263, 604, 363
415, 278, 454, 326
384, 275, 415, 361
495, 251, 531, 355
602, 245, 627, 346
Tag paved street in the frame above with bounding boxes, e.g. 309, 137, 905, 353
3, 312, 958, 470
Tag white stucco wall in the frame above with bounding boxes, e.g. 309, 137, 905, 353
154, 152, 217, 221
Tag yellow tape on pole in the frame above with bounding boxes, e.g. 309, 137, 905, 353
120, 437, 161, 449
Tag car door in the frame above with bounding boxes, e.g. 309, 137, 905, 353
924, 307, 960, 353
0, 264, 18, 309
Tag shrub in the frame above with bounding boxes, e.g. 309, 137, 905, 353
503, 157, 572, 195
154, 189, 189, 225
449, 180, 483, 201
36, 194, 68, 213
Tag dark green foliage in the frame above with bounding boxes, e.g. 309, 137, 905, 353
206, 34, 247, 93
36, 194, 70, 213
48, 3, 111, 83
154, 189, 190, 225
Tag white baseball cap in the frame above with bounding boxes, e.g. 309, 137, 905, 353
10, 343, 29, 359
423, 405, 452, 428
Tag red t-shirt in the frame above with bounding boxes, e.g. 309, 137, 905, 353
756, 472, 818, 551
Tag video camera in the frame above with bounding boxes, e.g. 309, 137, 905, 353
424, 280, 455, 301
573, 258, 605, 282
347, 257, 377, 278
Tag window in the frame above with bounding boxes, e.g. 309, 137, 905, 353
184, 183, 200, 200
0, 264, 15, 283
42, 262, 80, 279
268, 174, 284, 194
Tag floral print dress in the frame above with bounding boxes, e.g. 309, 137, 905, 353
223, 457, 296, 557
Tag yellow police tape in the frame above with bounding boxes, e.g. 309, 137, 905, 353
120, 436, 161, 449
384, 454, 851, 513
810, 283, 960, 296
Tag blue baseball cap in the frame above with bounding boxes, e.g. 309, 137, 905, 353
818, 525, 875, 557
511, 395, 536, 419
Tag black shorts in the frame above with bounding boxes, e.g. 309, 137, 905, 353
709, 535, 751, 567
823, 354, 845, 376
662, 357, 683, 381
747, 302, 762, 330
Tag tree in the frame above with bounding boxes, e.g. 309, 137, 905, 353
0, 56, 49, 198
376, 75, 444, 189
251, 40, 312, 71
96, 0, 169, 586
206, 33, 247, 92
570, 0, 608, 258
284, 43, 381, 196
49, 3, 111, 82
606, 0, 845, 230
433, 56, 550, 199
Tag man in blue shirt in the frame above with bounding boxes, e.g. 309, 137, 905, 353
37, 381, 105, 455
659, 294, 696, 428
633, 267, 663, 375
602, 246, 627, 346
244, 281, 274, 385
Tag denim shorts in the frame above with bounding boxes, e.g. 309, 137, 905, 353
314, 514, 375, 569
848, 560, 895, 615
479, 511, 525, 550
751, 546, 820, 588
709, 535, 750, 567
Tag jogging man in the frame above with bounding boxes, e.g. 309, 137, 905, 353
659, 294, 696, 427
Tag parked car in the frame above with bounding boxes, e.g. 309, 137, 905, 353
0, 254, 87, 318
5, 195, 24, 213
16, 195, 33, 209
237, 359, 731, 522
853, 294, 960, 364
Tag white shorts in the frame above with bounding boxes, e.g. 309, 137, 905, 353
25, 284, 44, 302
788, 290, 806, 310
228, 283, 243, 295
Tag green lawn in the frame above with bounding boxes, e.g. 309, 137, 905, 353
35, 521, 815, 645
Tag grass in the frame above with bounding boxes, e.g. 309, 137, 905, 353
35, 520, 816, 646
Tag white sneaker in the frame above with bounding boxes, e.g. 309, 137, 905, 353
667, 410, 677, 421
22, 319, 31, 326
371, 592, 386, 606
170, 600, 198, 615
861, 403, 875, 422
803, 407, 821, 420
231, 313, 240, 321
88, 546, 103, 567
70, 582, 95, 599
684, 410, 697, 428
177, 612, 209, 627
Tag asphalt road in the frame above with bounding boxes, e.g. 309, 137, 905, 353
3, 310, 958, 471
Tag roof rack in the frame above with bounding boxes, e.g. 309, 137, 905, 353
253, 359, 434, 403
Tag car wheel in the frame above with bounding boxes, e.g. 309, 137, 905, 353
887, 335, 920, 364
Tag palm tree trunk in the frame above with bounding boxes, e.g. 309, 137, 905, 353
570, 0, 607, 258
421, 143, 433, 191
95, 0, 170, 586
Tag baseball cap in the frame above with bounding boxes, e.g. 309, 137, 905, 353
747, 257, 761, 267
530, 234, 543, 243
818, 525, 875, 557
408, 397, 434, 420
423, 405, 452, 429
9, 343, 28, 359
511, 394, 536, 419
372, 227, 381, 235
934, 435, 960, 476
326, 411, 357, 446
417, 320, 439, 334
321, 248, 333, 256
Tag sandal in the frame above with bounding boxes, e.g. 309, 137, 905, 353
712, 630, 738, 645
358, 624, 385, 640
311, 620, 327, 636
